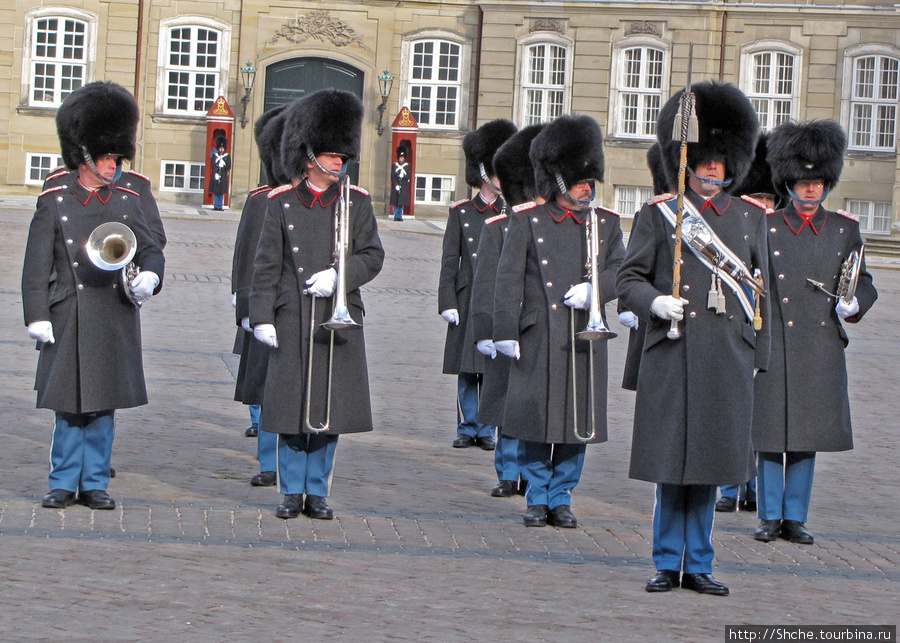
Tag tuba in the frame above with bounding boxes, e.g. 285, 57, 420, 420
807, 245, 865, 304
303, 175, 361, 433
85, 221, 142, 306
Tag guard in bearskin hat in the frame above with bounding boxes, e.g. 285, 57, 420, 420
617, 81, 771, 595
230, 105, 288, 488
492, 114, 625, 528
469, 123, 545, 498
22, 80, 165, 511
439, 118, 516, 451
43, 82, 166, 250
751, 120, 877, 546
210, 135, 231, 210
249, 89, 384, 521
390, 146, 411, 220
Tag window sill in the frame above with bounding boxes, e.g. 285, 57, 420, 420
151, 113, 208, 125
846, 150, 896, 160
604, 137, 655, 148
16, 105, 58, 116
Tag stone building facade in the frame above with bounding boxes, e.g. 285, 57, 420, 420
4, 0, 900, 233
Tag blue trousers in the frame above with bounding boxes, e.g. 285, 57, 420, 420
457, 372, 494, 439
257, 417, 277, 474
213, 193, 224, 209
719, 478, 757, 501
249, 404, 260, 426
49, 410, 115, 493
277, 433, 339, 496
652, 484, 718, 574
757, 451, 816, 522
494, 433, 524, 482
392, 205, 404, 220
521, 441, 586, 509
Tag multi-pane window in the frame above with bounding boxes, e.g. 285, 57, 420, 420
845, 199, 892, 234
409, 40, 461, 128
415, 175, 455, 205
615, 186, 654, 218
749, 51, 795, 132
31, 17, 86, 106
523, 44, 566, 125
162, 162, 205, 191
618, 47, 664, 138
25, 153, 64, 185
849, 55, 899, 151
165, 26, 220, 115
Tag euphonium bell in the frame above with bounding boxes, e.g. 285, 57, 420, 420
86, 222, 136, 270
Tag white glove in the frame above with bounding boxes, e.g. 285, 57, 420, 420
214, 173, 221, 181
835, 296, 860, 320
650, 295, 689, 321
476, 339, 497, 358
129, 271, 160, 304
231, 293, 237, 308
241, 317, 251, 332
27, 321, 55, 344
618, 311, 639, 330
494, 340, 520, 360
305, 268, 337, 298
441, 309, 459, 325
563, 282, 591, 310
253, 324, 278, 348
395, 185, 400, 192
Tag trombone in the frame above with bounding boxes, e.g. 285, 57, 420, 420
571, 207, 616, 443
304, 175, 360, 433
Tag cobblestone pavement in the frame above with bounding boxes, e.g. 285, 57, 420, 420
0, 197, 897, 641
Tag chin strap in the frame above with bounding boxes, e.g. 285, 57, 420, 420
479, 163, 501, 193
786, 184, 830, 207
307, 148, 349, 178
82, 147, 122, 185
688, 167, 732, 189
555, 172, 595, 206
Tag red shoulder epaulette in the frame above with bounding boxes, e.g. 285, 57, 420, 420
350, 185, 369, 196
249, 185, 271, 197
485, 212, 508, 225
836, 209, 860, 222
450, 198, 470, 209
116, 187, 140, 197
512, 201, 538, 213
38, 185, 66, 198
595, 205, 620, 218
268, 184, 293, 199
126, 171, 150, 182
741, 195, 771, 213
648, 192, 676, 205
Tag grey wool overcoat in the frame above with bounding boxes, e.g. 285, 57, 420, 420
616, 189, 771, 486
493, 201, 625, 445
752, 204, 877, 453
249, 181, 384, 436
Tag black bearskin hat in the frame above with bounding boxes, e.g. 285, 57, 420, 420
463, 119, 517, 189
530, 115, 605, 198
493, 124, 545, 206
281, 89, 364, 180
646, 143, 671, 195
731, 133, 774, 198
766, 120, 847, 197
657, 81, 758, 191
254, 105, 288, 187
397, 146, 407, 158
56, 81, 139, 170
214, 136, 228, 150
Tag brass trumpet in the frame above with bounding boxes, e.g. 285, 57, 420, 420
85, 221, 142, 306
571, 207, 616, 443
304, 175, 360, 433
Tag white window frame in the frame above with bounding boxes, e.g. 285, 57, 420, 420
513, 32, 574, 127
400, 31, 471, 131
739, 40, 802, 132
614, 185, 654, 219
845, 199, 892, 235
841, 44, 900, 153
21, 7, 97, 108
160, 161, 206, 192
414, 174, 456, 205
156, 17, 231, 117
609, 36, 670, 141
25, 153, 64, 186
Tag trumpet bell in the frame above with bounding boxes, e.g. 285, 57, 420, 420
86, 222, 137, 271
